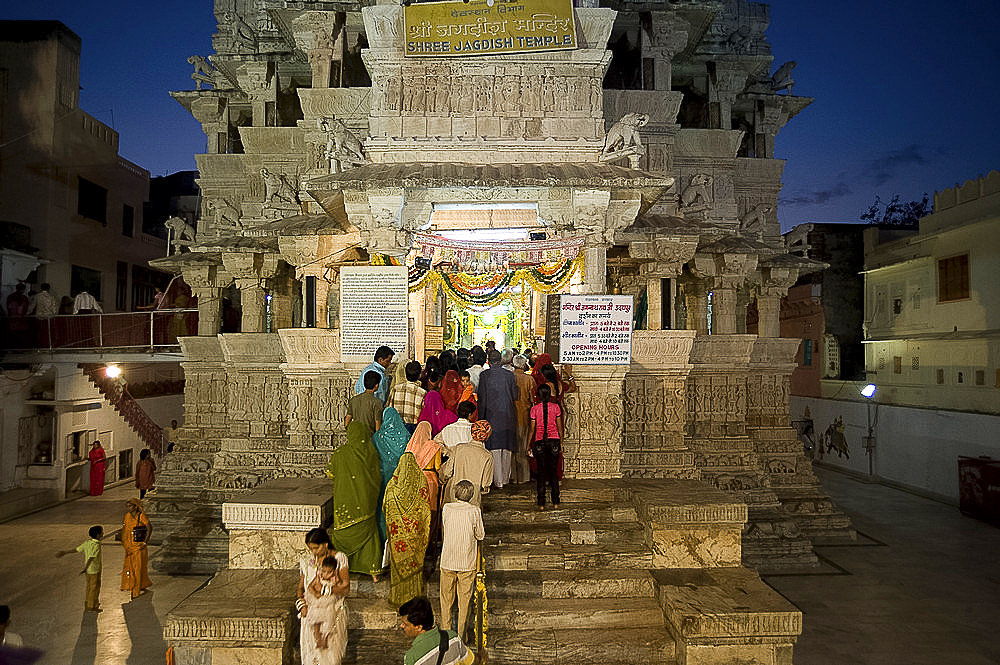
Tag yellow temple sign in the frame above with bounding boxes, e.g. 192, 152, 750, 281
404, 0, 577, 57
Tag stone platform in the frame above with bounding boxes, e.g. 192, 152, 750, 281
164, 477, 801, 664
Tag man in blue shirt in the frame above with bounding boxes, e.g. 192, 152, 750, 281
355, 345, 395, 405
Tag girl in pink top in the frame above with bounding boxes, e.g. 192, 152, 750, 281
528, 383, 562, 510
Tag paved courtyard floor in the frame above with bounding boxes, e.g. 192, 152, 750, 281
1, 467, 998, 664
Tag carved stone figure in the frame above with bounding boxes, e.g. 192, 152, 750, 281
603, 112, 649, 154
739, 202, 772, 238
680, 174, 713, 208
260, 168, 298, 206
320, 118, 366, 171
749, 60, 797, 94
207, 198, 241, 230
187, 56, 217, 90
165, 217, 196, 253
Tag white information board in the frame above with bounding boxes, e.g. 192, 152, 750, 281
340, 266, 409, 361
558, 294, 633, 365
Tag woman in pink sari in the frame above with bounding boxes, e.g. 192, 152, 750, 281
417, 390, 457, 437
88, 441, 107, 496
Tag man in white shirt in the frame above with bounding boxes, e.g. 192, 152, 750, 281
73, 290, 103, 314
438, 480, 484, 639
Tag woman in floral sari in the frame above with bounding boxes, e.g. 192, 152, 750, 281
383, 452, 430, 607
325, 421, 384, 582
418, 390, 457, 437
372, 407, 410, 542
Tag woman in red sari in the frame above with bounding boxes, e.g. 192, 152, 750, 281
531, 353, 554, 387
439, 369, 463, 415
88, 441, 107, 496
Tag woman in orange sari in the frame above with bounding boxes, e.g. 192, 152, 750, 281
405, 422, 444, 512
121, 498, 152, 600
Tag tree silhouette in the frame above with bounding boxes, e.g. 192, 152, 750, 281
859, 193, 930, 227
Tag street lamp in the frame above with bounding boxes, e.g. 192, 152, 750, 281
105, 364, 122, 379
861, 383, 877, 479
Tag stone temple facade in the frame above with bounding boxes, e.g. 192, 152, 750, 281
152, 1, 856, 661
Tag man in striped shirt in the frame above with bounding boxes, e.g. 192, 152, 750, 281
388, 361, 426, 434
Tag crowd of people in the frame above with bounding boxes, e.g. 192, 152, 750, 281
304, 342, 577, 664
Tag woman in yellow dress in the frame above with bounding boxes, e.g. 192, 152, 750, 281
121, 498, 152, 599
383, 452, 430, 607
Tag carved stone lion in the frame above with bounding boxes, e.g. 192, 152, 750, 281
603, 112, 650, 154
320, 117, 366, 164
164, 216, 196, 252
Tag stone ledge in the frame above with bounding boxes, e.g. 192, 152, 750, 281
222, 478, 331, 530
164, 569, 299, 646
628, 479, 748, 525
654, 567, 802, 640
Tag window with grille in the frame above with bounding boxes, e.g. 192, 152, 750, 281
937, 254, 969, 302
911, 356, 919, 370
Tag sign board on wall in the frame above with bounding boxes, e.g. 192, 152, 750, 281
543, 295, 561, 359
403, 0, 576, 57
340, 266, 409, 361
558, 295, 633, 365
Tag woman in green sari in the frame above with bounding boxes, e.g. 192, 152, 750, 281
326, 421, 384, 582
372, 406, 411, 542
383, 451, 431, 607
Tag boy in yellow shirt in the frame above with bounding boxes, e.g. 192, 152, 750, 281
57, 525, 104, 612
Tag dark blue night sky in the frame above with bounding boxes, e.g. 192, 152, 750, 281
4, 0, 999, 231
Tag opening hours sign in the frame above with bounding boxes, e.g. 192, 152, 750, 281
558, 295, 633, 365
404, 0, 577, 57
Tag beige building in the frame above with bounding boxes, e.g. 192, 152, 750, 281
0, 21, 178, 502
0, 21, 166, 312
862, 171, 1000, 414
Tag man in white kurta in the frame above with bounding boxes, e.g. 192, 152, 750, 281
438, 481, 484, 638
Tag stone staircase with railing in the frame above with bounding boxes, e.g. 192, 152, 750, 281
83, 364, 163, 454
165, 478, 802, 665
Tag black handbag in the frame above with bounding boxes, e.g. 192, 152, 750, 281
132, 524, 148, 543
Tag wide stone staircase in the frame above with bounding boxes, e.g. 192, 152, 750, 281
166, 478, 802, 664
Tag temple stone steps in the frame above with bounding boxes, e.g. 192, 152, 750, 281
486, 568, 658, 599
485, 520, 646, 546
488, 627, 677, 665
487, 596, 665, 631
772, 485, 858, 544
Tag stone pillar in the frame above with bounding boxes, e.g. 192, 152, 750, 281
682, 278, 708, 335
236, 278, 266, 333
580, 244, 609, 294
687, 334, 818, 571
191, 286, 223, 336
622, 330, 699, 478
240, 62, 276, 127
278, 328, 352, 475
223, 253, 279, 334
754, 265, 799, 338
644, 12, 690, 90
692, 251, 758, 336
150, 336, 230, 574
754, 99, 789, 160
562, 365, 629, 478
214, 334, 288, 492
645, 277, 662, 330
709, 67, 748, 130
747, 337, 856, 546
190, 96, 228, 154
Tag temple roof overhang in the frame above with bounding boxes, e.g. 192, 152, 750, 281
305, 161, 673, 220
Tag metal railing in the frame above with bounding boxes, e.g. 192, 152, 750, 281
2, 310, 198, 352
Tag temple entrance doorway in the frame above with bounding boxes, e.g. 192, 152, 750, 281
405, 203, 584, 359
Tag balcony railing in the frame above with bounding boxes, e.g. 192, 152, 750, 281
2, 310, 198, 352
